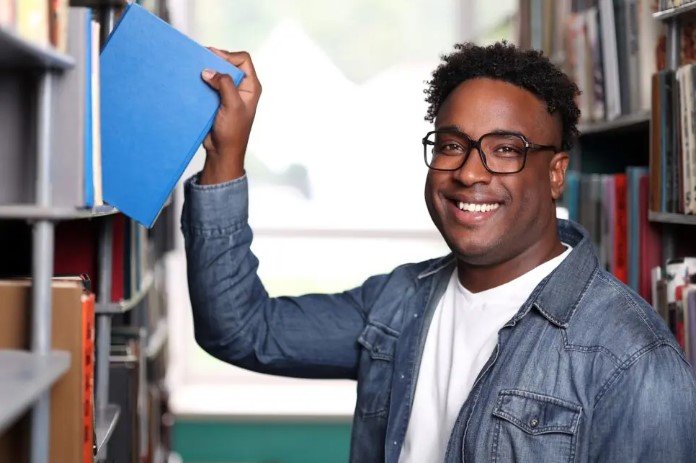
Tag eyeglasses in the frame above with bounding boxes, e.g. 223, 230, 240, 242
422, 129, 561, 174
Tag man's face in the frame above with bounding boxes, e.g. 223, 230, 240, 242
424, 78, 568, 267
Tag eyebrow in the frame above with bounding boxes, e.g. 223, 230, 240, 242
434, 126, 529, 139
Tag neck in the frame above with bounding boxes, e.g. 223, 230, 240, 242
456, 238, 566, 293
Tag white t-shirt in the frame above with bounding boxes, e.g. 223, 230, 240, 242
398, 245, 572, 463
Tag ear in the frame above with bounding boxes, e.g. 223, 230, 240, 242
549, 152, 569, 201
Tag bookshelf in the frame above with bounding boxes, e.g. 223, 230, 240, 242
0, 351, 70, 434
653, 1, 696, 20
0, 27, 75, 68
0, 1, 174, 462
578, 110, 651, 135
649, 211, 696, 225
0, 205, 118, 220
94, 404, 120, 459
518, 0, 696, 363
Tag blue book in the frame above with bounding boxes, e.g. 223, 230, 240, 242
84, 8, 94, 207
100, 3, 245, 227
626, 166, 648, 291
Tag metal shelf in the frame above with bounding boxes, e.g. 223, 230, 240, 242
0, 27, 75, 70
0, 204, 119, 220
95, 404, 121, 460
96, 271, 154, 314
0, 350, 70, 433
654, 2, 696, 20
578, 111, 650, 136
146, 318, 169, 359
649, 211, 696, 225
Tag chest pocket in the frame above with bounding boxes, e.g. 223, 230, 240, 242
355, 322, 398, 418
491, 389, 582, 463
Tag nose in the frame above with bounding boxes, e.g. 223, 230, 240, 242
453, 145, 493, 186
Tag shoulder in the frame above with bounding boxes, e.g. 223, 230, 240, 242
567, 268, 685, 367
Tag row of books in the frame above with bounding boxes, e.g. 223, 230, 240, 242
109, 319, 169, 462
561, 168, 662, 301
2, 3, 243, 228
0, 6, 103, 209
0, 212, 152, 305
0, 277, 95, 462
520, 0, 696, 126
650, 66, 696, 215
0, 0, 69, 52
0, 275, 170, 462
519, 0, 664, 123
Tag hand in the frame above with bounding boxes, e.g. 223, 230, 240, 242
199, 49, 262, 185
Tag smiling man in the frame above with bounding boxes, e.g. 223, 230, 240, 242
183, 42, 696, 462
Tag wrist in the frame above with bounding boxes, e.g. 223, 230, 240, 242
199, 155, 244, 185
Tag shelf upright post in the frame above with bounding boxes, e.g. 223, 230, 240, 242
662, 17, 680, 263
94, 6, 117, 460
29, 70, 56, 463
96, 218, 113, 413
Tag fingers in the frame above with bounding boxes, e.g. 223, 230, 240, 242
201, 69, 241, 109
207, 48, 262, 96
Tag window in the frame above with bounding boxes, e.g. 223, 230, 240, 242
167, 0, 519, 415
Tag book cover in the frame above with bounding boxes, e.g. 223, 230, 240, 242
0, 279, 95, 463
51, 7, 97, 209
687, 286, 696, 368
626, 166, 648, 290
613, 173, 628, 283
599, 0, 622, 119
100, 3, 245, 227
639, 174, 662, 302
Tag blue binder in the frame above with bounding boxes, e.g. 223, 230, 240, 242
100, 3, 245, 227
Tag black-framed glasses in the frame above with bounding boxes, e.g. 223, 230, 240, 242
422, 129, 561, 174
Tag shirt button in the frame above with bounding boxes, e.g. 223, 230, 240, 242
400, 374, 405, 380
529, 418, 539, 428
393, 441, 398, 446
413, 313, 419, 318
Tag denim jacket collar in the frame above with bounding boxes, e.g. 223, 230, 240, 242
416, 219, 598, 329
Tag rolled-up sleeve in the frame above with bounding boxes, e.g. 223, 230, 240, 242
181, 173, 369, 380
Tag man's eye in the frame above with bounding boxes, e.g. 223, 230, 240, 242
437, 143, 465, 153
493, 145, 523, 155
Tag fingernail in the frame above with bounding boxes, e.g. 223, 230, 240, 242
202, 69, 216, 80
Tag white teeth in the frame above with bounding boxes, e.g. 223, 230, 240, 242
457, 202, 500, 212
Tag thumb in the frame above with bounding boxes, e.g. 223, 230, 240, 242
201, 68, 240, 109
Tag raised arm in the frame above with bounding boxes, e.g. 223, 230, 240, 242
182, 50, 368, 379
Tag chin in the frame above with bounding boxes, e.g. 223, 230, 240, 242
448, 237, 504, 266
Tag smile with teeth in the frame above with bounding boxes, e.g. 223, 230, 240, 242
457, 202, 500, 213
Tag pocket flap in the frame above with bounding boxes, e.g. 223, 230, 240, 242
357, 322, 398, 361
492, 390, 582, 436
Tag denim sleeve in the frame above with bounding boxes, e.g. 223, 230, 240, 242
590, 344, 696, 462
180, 174, 368, 380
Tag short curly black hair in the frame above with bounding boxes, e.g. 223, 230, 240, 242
425, 41, 581, 151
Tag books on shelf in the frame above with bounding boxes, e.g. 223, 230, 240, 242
52, 6, 103, 209
649, 64, 696, 215
0, 0, 69, 52
520, 0, 664, 125
561, 167, 662, 301
0, 277, 96, 463
0, 5, 102, 209
99, 2, 245, 227
652, 258, 696, 365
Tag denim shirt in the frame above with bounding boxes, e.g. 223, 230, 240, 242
182, 174, 696, 463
